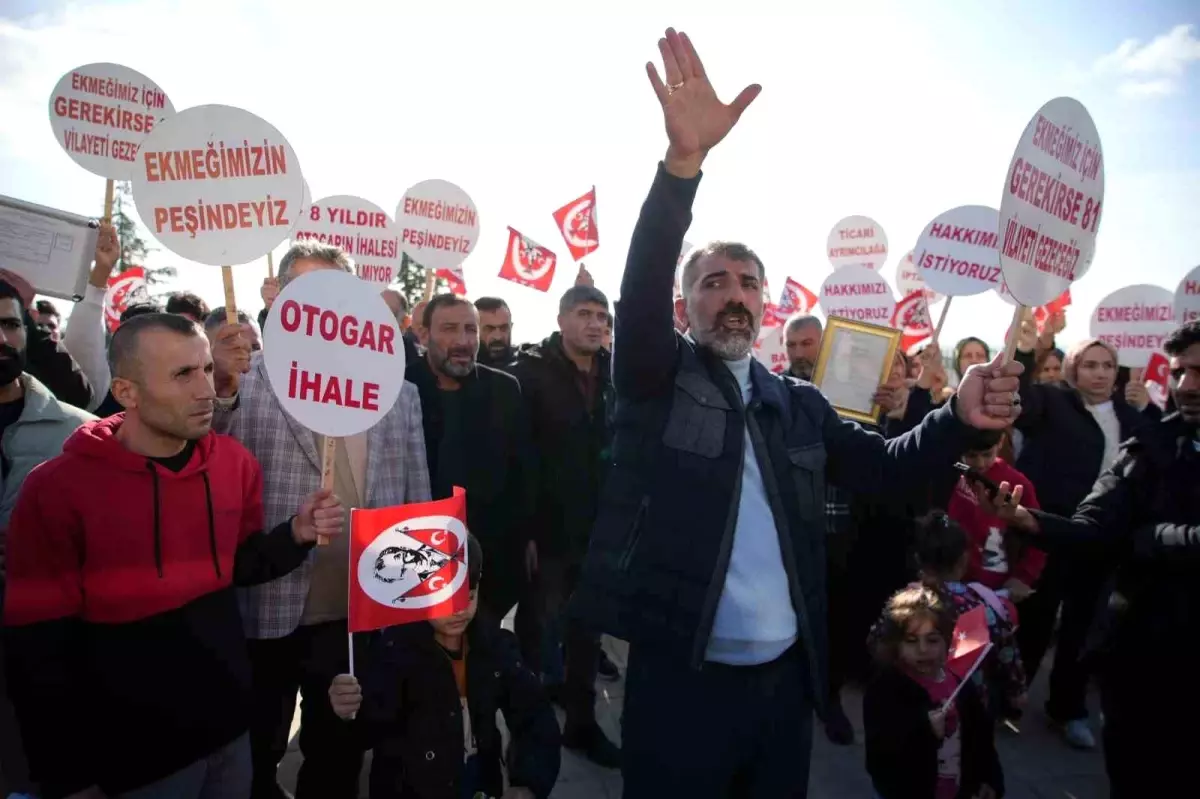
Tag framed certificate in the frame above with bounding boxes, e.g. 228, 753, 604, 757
811, 316, 902, 424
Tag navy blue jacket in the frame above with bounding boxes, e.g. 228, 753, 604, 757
573, 164, 973, 715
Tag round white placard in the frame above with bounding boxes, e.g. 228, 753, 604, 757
913, 205, 1002, 297
48, 63, 175, 180
263, 269, 406, 437
131, 104, 305, 266
1175, 265, 1200, 325
827, 215, 888, 271
895, 251, 942, 306
998, 97, 1104, 306
395, 180, 479, 272
292, 195, 401, 287
1089, 284, 1176, 367
819, 265, 895, 324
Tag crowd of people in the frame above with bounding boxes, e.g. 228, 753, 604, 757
0, 27, 1197, 799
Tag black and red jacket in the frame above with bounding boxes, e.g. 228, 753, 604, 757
2, 416, 312, 797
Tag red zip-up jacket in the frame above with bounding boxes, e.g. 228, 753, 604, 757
948, 457, 1045, 589
2, 416, 312, 798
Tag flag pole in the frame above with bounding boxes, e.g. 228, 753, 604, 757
941, 642, 994, 711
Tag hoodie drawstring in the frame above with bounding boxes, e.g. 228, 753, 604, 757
146, 463, 164, 578
202, 472, 221, 579
144, 463, 221, 580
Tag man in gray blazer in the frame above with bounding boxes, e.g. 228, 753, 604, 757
212, 242, 431, 799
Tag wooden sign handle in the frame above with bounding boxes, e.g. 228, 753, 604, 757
932, 296, 953, 346
1002, 304, 1027, 363
267, 251, 275, 280
221, 266, 238, 325
317, 435, 337, 546
102, 179, 115, 223
422, 268, 436, 302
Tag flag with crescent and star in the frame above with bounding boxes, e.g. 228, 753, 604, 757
348, 487, 471, 632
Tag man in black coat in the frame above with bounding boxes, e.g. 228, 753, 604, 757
571, 28, 1023, 798
507, 284, 617, 767
980, 319, 1200, 799
405, 294, 540, 663
1012, 335, 1158, 747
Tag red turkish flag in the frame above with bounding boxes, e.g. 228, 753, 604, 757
552, 187, 599, 261
348, 487, 471, 633
436, 266, 467, 296
890, 290, 934, 354
104, 267, 150, 331
498, 227, 558, 293
1032, 289, 1072, 334
1146, 351, 1170, 410
947, 606, 992, 681
778, 277, 818, 316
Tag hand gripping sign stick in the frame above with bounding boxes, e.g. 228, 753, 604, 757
998, 97, 1105, 363
263, 269, 407, 546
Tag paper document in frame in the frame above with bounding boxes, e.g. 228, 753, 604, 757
0, 194, 98, 301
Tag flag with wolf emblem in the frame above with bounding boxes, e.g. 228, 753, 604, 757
349, 486, 470, 632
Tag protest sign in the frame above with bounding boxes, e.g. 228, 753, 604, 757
552, 187, 599, 261
131, 105, 305, 267
49, 63, 174, 181
914, 205, 1002, 297
1175, 265, 1200, 325
263, 269, 406, 438
396, 180, 479, 272
895, 251, 941, 306
292, 196, 401, 287
753, 324, 789, 375
998, 97, 1104, 307
827, 215, 887, 271
819, 264, 895, 324
1089, 284, 1176, 368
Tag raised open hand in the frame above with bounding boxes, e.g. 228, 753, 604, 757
647, 28, 761, 177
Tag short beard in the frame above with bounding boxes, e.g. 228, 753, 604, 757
431, 346, 475, 378
688, 300, 757, 361
791, 359, 815, 380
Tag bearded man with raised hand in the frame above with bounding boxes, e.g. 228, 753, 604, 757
572, 28, 1023, 798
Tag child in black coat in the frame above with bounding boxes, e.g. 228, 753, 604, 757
864, 585, 1004, 799
329, 535, 561, 799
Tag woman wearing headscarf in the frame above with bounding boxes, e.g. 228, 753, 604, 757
1011, 336, 1159, 748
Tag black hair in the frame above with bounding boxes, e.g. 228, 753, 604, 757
34, 299, 59, 317
0, 280, 25, 317
872, 585, 955, 665
474, 296, 509, 314
120, 301, 163, 324
423, 293, 474, 330
1165, 320, 1200, 357
165, 291, 210, 320
466, 533, 483, 590
953, 336, 991, 379
963, 427, 1004, 454
109, 312, 202, 378
558, 285, 609, 316
914, 511, 969, 581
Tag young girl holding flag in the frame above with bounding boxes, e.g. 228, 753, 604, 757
863, 586, 1004, 799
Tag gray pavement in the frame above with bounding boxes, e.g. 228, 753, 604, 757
279, 636, 1110, 799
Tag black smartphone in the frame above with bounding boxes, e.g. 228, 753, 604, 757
953, 462, 1004, 500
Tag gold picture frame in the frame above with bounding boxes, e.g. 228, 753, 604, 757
811, 316, 903, 424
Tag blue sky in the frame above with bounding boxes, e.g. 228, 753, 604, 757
1, 0, 1197, 351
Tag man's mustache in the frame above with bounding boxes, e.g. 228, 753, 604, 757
714, 304, 752, 326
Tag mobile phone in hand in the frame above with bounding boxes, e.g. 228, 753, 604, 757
953, 462, 1008, 503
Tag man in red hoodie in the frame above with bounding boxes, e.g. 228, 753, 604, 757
949, 428, 1044, 599
2, 313, 343, 799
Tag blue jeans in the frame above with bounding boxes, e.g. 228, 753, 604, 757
114, 734, 250, 799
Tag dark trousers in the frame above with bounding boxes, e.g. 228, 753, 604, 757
623, 645, 814, 798
1016, 555, 1107, 721
826, 560, 855, 697
539, 556, 599, 730
0, 598, 34, 796
1100, 654, 1197, 798
246, 620, 365, 799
